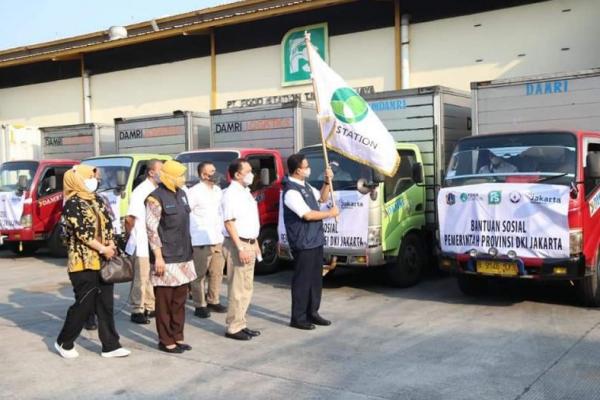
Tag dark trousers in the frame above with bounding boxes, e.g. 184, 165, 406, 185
154, 285, 188, 346
57, 270, 121, 352
291, 246, 324, 324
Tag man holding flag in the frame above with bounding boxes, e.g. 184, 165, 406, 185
283, 154, 338, 330
281, 33, 399, 329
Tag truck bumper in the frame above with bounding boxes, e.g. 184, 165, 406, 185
277, 243, 386, 267
0, 229, 38, 243
439, 252, 587, 280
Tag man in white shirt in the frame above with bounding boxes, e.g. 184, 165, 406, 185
283, 153, 338, 330
187, 162, 227, 319
221, 158, 262, 341
125, 159, 163, 324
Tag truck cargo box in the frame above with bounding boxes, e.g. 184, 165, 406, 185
210, 101, 320, 160
472, 68, 600, 134
40, 123, 114, 160
115, 111, 209, 156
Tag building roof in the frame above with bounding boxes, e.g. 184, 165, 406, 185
0, 0, 350, 68
0, 0, 544, 69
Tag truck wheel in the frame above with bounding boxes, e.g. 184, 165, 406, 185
8, 242, 39, 256
457, 274, 488, 296
576, 253, 600, 307
48, 226, 68, 258
255, 226, 279, 275
387, 233, 424, 287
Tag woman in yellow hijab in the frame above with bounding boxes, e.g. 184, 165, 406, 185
146, 160, 197, 353
55, 164, 131, 359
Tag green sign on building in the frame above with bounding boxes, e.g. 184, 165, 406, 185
281, 23, 329, 87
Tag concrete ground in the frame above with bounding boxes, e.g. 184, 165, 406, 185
1, 249, 600, 400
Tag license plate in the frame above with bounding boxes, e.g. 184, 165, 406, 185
477, 260, 518, 276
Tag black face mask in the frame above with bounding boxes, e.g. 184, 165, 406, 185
205, 174, 219, 184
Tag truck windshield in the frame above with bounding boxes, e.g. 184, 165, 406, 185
445, 132, 577, 187
0, 161, 38, 192
300, 148, 373, 190
176, 151, 239, 189
83, 157, 133, 192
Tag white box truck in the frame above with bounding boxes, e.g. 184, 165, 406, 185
278, 86, 472, 286
0, 124, 41, 163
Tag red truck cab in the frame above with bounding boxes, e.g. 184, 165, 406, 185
439, 130, 600, 306
176, 148, 285, 273
0, 159, 79, 256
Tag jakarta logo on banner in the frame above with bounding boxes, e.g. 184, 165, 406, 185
281, 23, 328, 87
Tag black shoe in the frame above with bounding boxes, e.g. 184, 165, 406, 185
290, 321, 316, 330
145, 310, 156, 319
84, 315, 97, 331
131, 312, 150, 324
194, 307, 211, 318
310, 314, 332, 326
158, 343, 184, 354
207, 303, 227, 313
225, 330, 252, 341
176, 343, 192, 351
242, 328, 261, 337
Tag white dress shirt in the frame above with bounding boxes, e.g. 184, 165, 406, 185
283, 177, 322, 218
221, 180, 260, 239
125, 178, 156, 257
187, 181, 224, 246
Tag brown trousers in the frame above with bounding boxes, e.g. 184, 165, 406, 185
154, 285, 188, 346
191, 244, 225, 308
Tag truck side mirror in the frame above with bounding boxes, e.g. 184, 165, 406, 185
356, 178, 371, 195
373, 171, 385, 184
357, 177, 379, 201
48, 175, 57, 191
16, 175, 28, 195
260, 168, 270, 186
412, 163, 424, 184
116, 170, 127, 188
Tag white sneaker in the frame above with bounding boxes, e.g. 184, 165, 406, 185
101, 347, 131, 358
54, 342, 79, 359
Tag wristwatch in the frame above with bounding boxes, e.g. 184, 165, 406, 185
99, 247, 105, 255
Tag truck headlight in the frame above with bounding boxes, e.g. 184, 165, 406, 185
367, 226, 381, 247
20, 214, 32, 228
570, 229, 583, 256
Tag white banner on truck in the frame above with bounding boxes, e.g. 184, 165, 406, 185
438, 183, 570, 259
278, 190, 369, 250
0, 192, 25, 230
100, 192, 121, 235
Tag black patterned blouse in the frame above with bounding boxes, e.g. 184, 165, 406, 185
62, 194, 114, 273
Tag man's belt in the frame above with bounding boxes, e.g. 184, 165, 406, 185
239, 237, 257, 244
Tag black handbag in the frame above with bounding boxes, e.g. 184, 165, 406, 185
100, 250, 135, 284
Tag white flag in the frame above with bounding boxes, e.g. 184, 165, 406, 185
307, 39, 400, 177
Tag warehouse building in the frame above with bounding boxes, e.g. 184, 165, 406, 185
0, 0, 599, 127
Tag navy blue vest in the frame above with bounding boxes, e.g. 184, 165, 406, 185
283, 177, 326, 251
148, 184, 193, 264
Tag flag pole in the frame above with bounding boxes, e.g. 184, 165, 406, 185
304, 31, 338, 273
304, 31, 336, 209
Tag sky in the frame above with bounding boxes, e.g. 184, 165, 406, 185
0, 0, 236, 51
